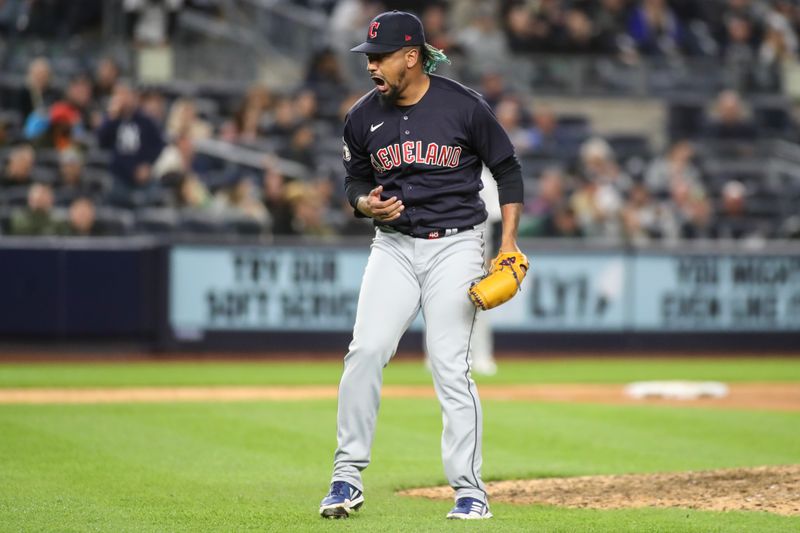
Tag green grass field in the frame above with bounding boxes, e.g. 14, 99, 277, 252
1, 357, 799, 532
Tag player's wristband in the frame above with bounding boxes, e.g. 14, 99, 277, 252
345, 175, 375, 218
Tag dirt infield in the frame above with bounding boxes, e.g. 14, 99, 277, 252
400, 465, 800, 516
0, 383, 798, 410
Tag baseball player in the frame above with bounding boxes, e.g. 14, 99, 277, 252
319, 10, 525, 520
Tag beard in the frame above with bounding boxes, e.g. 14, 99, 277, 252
378, 84, 399, 106
377, 70, 406, 106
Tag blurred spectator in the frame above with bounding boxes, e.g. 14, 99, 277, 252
9, 183, 59, 235
456, 4, 508, 72
644, 140, 703, 195
558, 8, 616, 54
520, 167, 567, 236
722, 14, 758, 66
478, 71, 509, 111
681, 196, 719, 239
166, 98, 212, 141
285, 181, 335, 238
530, 166, 565, 209
580, 137, 632, 192
714, 179, 759, 239
770, 0, 800, 42
153, 132, 196, 180
55, 148, 93, 206
0, 144, 35, 189
42, 102, 82, 151
495, 98, 535, 154
0, 0, 20, 34
16, 57, 58, 121
703, 90, 758, 140
530, 0, 568, 53
779, 215, 800, 239
213, 176, 269, 225
216, 119, 240, 144
175, 173, 212, 209
328, 0, 383, 61
61, 197, 105, 236
3, 0, 102, 37
293, 90, 319, 126
337, 92, 363, 124
304, 47, 351, 120
621, 182, 678, 244
570, 174, 623, 239
96, 83, 165, 206
261, 97, 298, 138
542, 204, 585, 238
627, 0, 688, 56
530, 105, 568, 154
141, 90, 168, 131
59, 74, 95, 135
593, 0, 632, 44
235, 85, 273, 139
232, 107, 261, 144
310, 173, 344, 230
279, 125, 317, 169
710, 0, 766, 46
761, 13, 797, 63
503, 2, 539, 53
422, 3, 458, 55
664, 175, 705, 231
757, 7, 798, 89
93, 58, 121, 103
262, 163, 295, 235
124, 0, 183, 45
0, 116, 10, 148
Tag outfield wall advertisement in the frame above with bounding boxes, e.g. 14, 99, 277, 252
169, 246, 800, 335
170, 246, 367, 336
633, 255, 800, 331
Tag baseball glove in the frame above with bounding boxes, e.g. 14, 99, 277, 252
468, 251, 530, 310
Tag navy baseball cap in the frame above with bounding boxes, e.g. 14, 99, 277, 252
350, 10, 426, 54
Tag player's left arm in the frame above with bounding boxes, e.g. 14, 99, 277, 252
466, 99, 528, 309
469, 99, 524, 253
498, 202, 522, 253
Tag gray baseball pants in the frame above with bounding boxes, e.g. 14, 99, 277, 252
331, 223, 488, 503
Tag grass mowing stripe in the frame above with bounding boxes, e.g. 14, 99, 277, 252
1, 398, 797, 532
482, 402, 800, 480
1, 358, 800, 388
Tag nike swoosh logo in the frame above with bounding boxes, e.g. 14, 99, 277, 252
370, 122, 384, 132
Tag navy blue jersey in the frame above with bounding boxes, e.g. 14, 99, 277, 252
343, 74, 516, 236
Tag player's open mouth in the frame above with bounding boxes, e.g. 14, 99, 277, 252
372, 76, 389, 93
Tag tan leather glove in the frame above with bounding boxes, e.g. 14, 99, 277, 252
467, 251, 530, 310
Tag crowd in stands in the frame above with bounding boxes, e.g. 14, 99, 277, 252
324, 0, 800, 90
1, 0, 799, 242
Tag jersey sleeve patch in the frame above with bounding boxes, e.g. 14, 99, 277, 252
342, 137, 352, 162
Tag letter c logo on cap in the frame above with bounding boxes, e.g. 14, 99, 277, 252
369, 22, 380, 39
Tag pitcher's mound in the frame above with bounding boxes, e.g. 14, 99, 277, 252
400, 465, 800, 516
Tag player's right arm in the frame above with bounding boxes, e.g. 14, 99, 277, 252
342, 111, 404, 222
356, 185, 404, 222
